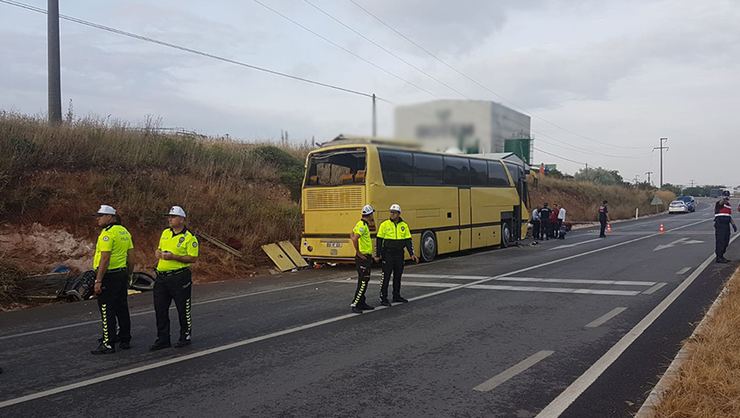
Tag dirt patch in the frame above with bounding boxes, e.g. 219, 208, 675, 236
0, 223, 93, 273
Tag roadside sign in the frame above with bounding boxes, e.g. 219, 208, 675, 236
651, 195, 664, 205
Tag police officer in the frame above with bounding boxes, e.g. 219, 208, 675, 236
376, 204, 418, 306
598, 200, 609, 238
714, 191, 737, 263
349, 204, 376, 314
150, 206, 199, 350
91, 205, 134, 355
539, 203, 552, 240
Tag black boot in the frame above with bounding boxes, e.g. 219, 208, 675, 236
91, 343, 115, 355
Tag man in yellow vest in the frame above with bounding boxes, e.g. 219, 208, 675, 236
91, 204, 134, 355
150, 205, 199, 351
349, 204, 376, 314
376, 204, 418, 306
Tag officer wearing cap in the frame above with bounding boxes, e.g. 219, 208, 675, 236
150, 206, 199, 350
376, 204, 418, 306
714, 191, 737, 263
91, 205, 134, 355
349, 204, 376, 314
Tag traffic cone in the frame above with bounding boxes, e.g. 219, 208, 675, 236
607, 224, 612, 233
659, 224, 665, 233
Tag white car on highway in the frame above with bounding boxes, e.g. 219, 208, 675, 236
668, 200, 690, 214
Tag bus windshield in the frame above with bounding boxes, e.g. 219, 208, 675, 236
305, 148, 366, 187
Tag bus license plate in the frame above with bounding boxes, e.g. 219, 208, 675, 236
325, 242, 343, 248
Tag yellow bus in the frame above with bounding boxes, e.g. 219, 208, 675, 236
300, 137, 530, 262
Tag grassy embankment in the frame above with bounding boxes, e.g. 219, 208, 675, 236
650, 267, 740, 417
531, 176, 675, 222
0, 112, 307, 286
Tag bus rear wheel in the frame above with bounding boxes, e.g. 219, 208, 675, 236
420, 230, 437, 262
501, 222, 512, 248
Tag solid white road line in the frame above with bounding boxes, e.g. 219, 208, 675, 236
474, 351, 555, 392
468, 285, 641, 296
534, 232, 740, 418
494, 277, 656, 287
675, 266, 692, 275
642, 283, 668, 295
385, 274, 657, 287
332, 279, 646, 296
0, 218, 710, 408
585, 307, 627, 328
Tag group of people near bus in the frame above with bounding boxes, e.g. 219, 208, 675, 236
530, 203, 567, 240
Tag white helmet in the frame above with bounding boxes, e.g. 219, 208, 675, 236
361, 204, 374, 215
389, 204, 401, 213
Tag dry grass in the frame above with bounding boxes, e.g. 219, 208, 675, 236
651, 267, 740, 418
531, 176, 676, 222
0, 112, 308, 283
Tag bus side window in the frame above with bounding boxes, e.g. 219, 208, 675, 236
487, 161, 510, 187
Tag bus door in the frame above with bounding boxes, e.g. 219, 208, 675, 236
459, 188, 471, 250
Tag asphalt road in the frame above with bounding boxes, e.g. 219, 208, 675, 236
1, 198, 738, 417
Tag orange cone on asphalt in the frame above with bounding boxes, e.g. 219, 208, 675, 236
659, 224, 665, 233
607, 224, 612, 233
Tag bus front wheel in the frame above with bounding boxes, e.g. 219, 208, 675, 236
420, 230, 437, 262
501, 222, 512, 248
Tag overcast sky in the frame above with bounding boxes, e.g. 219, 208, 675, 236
1, 0, 738, 185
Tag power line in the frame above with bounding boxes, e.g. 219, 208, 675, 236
0, 0, 391, 102
535, 134, 650, 159
302, 0, 468, 99
252, 0, 435, 98
533, 146, 587, 166
349, 0, 645, 151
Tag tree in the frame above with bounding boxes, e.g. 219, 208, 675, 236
574, 167, 625, 186
661, 183, 682, 195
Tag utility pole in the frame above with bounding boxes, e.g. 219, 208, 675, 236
645, 171, 654, 185
47, 0, 62, 124
371, 93, 377, 137
653, 137, 668, 188
690, 179, 695, 187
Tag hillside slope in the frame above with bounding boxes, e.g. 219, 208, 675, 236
531, 176, 675, 222
0, 113, 305, 283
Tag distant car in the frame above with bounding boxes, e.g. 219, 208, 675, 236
676, 195, 696, 212
669, 200, 690, 214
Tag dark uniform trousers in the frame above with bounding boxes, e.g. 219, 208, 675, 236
381, 249, 404, 300
532, 219, 541, 240
599, 218, 607, 237
154, 268, 193, 343
97, 269, 131, 346
541, 218, 551, 239
351, 256, 372, 307
715, 218, 731, 259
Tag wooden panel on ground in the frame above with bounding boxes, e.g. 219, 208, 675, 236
278, 241, 309, 268
261, 243, 296, 272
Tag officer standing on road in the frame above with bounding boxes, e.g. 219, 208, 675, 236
540, 203, 552, 240
150, 206, 199, 350
376, 204, 418, 306
598, 200, 610, 238
91, 205, 134, 355
349, 205, 376, 314
714, 191, 737, 263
